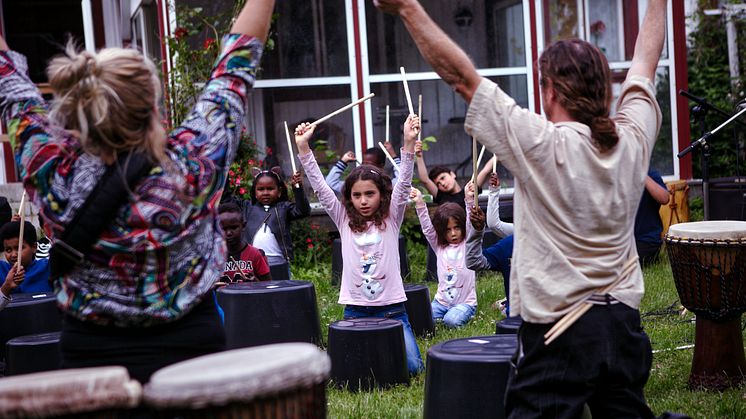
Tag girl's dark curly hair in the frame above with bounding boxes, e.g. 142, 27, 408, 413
343, 165, 393, 233
431, 202, 466, 247
250, 168, 289, 205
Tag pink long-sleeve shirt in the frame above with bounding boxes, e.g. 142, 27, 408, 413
299, 150, 415, 306
415, 203, 477, 307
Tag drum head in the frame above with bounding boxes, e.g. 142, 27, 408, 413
0, 366, 141, 417
667, 221, 746, 241
144, 342, 330, 409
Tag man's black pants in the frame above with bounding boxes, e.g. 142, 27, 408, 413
506, 302, 655, 419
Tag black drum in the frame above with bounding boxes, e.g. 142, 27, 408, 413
268, 262, 290, 281
5, 331, 61, 376
495, 316, 522, 335
403, 283, 435, 337
327, 318, 409, 391
217, 280, 322, 349
0, 292, 61, 354
424, 335, 517, 419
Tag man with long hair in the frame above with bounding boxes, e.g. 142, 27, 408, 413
374, 0, 667, 417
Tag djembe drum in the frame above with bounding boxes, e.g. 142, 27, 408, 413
0, 366, 141, 417
665, 221, 746, 390
144, 343, 330, 418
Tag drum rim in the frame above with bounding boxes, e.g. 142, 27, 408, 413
143, 342, 330, 409
217, 279, 312, 294
667, 220, 746, 241
0, 366, 142, 416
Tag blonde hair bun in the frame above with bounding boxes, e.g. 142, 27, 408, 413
46, 42, 166, 163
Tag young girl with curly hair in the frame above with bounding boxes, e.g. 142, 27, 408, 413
294, 115, 423, 374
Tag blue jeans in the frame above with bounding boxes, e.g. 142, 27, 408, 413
431, 300, 476, 328
343, 303, 425, 375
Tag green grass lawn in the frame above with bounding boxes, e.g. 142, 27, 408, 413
292, 241, 746, 418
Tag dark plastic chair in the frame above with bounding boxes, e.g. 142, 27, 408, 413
403, 284, 435, 337
5, 331, 61, 376
328, 318, 409, 391
0, 293, 61, 354
333, 235, 410, 285
424, 335, 517, 419
495, 316, 522, 335
268, 262, 290, 281
217, 280, 322, 349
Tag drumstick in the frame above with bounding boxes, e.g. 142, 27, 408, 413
544, 257, 639, 345
385, 105, 390, 144
17, 190, 25, 216
476, 145, 486, 170
229, 255, 250, 282
400, 67, 415, 116
311, 93, 375, 126
16, 191, 26, 272
378, 142, 399, 170
472, 138, 478, 208
492, 153, 497, 174
284, 121, 298, 188
417, 94, 422, 142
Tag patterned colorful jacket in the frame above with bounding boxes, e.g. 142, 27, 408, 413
0, 34, 263, 326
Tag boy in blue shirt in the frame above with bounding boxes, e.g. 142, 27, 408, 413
0, 221, 51, 295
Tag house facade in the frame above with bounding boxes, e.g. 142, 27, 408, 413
0, 0, 693, 185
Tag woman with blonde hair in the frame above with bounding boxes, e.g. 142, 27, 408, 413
0, 0, 275, 382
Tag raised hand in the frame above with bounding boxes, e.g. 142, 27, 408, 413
403, 114, 420, 152
470, 205, 485, 231
490, 173, 500, 189
342, 151, 357, 163
384, 141, 398, 159
294, 122, 316, 155
464, 180, 475, 200
291, 171, 303, 187
410, 187, 424, 205
415, 140, 423, 157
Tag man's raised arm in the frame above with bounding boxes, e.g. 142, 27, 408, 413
374, 0, 481, 103
627, 0, 667, 81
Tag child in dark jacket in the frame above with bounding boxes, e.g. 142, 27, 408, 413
241, 167, 310, 277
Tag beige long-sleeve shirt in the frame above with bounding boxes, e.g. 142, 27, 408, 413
465, 76, 662, 323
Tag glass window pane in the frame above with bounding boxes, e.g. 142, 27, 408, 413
588, 0, 668, 62
248, 86, 354, 177
365, 0, 525, 74
543, 0, 580, 44
260, 0, 349, 79
610, 67, 674, 175
370, 75, 526, 186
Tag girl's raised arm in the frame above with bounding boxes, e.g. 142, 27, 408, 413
294, 122, 345, 227
411, 188, 438, 251
390, 114, 419, 225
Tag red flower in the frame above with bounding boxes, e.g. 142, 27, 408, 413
228, 170, 235, 177
174, 27, 188, 40
306, 238, 312, 243
590, 20, 606, 36
203, 38, 216, 49
248, 159, 255, 166
235, 179, 241, 186
308, 244, 314, 249
239, 187, 246, 195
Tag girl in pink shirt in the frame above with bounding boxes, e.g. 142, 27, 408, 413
295, 115, 423, 374
410, 188, 477, 328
